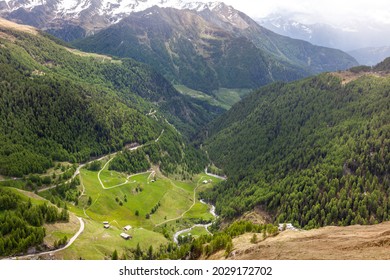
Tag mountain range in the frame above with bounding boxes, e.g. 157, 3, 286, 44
348, 46, 390, 66
0, 0, 229, 41
0, 0, 358, 94
73, 4, 357, 93
259, 13, 390, 65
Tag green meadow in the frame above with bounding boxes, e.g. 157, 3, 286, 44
179, 226, 211, 240
60, 158, 222, 259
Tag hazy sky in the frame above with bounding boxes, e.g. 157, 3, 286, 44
211, 0, 390, 26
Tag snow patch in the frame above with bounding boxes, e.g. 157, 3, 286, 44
58, 0, 92, 16
24, 0, 46, 10
1, 0, 230, 28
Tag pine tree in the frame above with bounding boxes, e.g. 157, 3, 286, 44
250, 234, 258, 244
112, 249, 118, 260
224, 242, 233, 258
135, 243, 142, 260
147, 245, 153, 260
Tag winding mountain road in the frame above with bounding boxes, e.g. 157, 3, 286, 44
38, 130, 165, 193
205, 167, 227, 180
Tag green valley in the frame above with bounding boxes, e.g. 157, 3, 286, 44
38, 142, 222, 259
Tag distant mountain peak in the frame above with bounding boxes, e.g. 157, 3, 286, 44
0, 0, 229, 39
258, 12, 390, 52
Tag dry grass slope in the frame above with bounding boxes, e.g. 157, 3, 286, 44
210, 222, 390, 260
0, 17, 38, 35
331, 70, 390, 84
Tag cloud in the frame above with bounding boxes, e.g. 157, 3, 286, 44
213, 0, 390, 26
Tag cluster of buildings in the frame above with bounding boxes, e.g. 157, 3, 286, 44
103, 222, 133, 240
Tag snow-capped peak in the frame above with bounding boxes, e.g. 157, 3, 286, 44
57, 0, 92, 16
0, 0, 225, 16
0, 0, 230, 37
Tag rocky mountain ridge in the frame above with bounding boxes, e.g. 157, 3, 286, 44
0, 0, 225, 40
74, 5, 357, 93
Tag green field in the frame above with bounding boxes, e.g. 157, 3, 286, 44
1, 148, 222, 259
174, 84, 252, 110
55, 218, 167, 260
174, 85, 227, 109
213, 88, 252, 108
179, 226, 211, 239
59, 157, 222, 259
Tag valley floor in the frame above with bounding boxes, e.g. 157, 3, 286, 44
211, 222, 390, 260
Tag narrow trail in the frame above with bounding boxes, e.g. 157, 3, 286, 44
37, 129, 165, 194
146, 170, 156, 184
98, 169, 152, 190
155, 129, 164, 142
0, 177, 21, 182
154, 176, 204, 227
80, 129, 165, 221
97, 130, 164, 190
78, 173, 86, 199
97, 157, 115, 190
83, 193, 100, 219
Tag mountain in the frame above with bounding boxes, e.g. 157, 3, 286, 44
202, 62, 390, 229
74, 5, 357, 93
259, 13, 390, 52
0, 0, 227, 41
0, 18, 209, 177
348, 46, 390, 66
258, 15, 340, 48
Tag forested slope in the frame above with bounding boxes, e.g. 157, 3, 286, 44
0, 19, 208, 177
203, 67, 390, 229
0, 188, 69, 256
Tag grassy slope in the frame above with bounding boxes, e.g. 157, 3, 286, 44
175, 84, 253, 110
52, 160, 221, 259
211, 222, 390, 260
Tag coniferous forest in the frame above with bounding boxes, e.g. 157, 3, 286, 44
203, 68, 390, 229
0, 27, 208, 177
0, 188, 68, 256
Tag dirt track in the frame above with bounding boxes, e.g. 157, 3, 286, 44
212, 222, 390, 260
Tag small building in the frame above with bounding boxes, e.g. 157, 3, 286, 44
202, 180, 208, 184
123, 225, 132, 231
103, 221, 109, 225
120, 233, 131, 240
278, 223, 296, 231
104, 224, 110, 229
